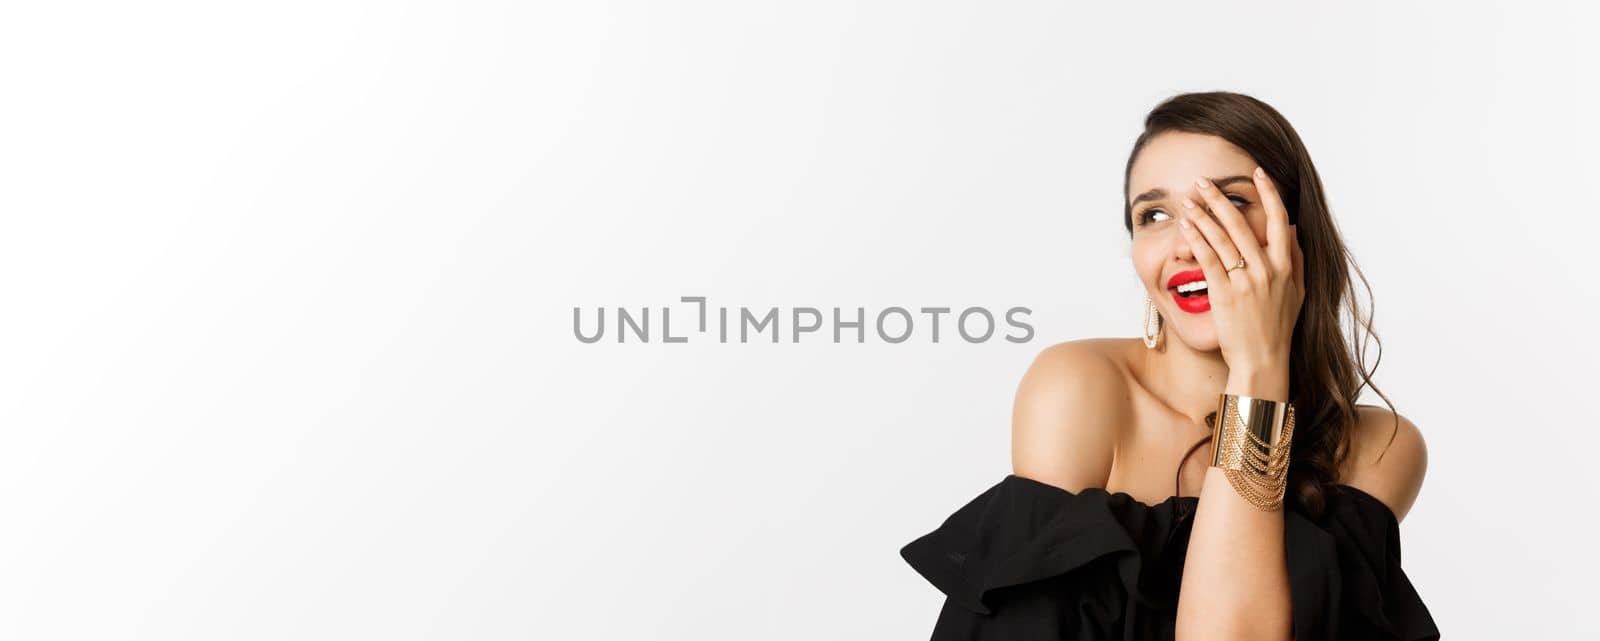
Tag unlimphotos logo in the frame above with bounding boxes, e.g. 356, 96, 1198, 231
574, 296, 1034, 344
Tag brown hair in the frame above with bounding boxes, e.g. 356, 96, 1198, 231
1121, 91, 1398, 518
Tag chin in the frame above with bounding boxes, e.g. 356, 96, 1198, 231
1169, 319, 1219, 351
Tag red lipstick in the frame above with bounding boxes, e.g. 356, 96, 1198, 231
1166, 268, 1210, 313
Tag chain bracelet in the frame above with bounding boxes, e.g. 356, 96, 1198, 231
1209, 393, 1296, 511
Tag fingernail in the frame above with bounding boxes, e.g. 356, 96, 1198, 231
1182, 198, 1196, 209
1179, 218, 1192, 229
1194, 177, 1211, 189
1254, 166, 1265, 179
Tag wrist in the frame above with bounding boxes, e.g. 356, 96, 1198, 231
1224, 359, 1290, 401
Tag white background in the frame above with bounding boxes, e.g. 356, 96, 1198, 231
4, 1, 1597, 639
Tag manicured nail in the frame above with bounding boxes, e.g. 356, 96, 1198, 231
1182, 198, 1196, 209
1179, 217, 1192, 229
1194, 177, 1211, 189
1254, 166, 1265, 179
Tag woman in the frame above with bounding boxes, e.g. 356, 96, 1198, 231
900, 92, 1439, 641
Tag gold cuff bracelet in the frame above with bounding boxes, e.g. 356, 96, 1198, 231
1209, 393, 1296, 511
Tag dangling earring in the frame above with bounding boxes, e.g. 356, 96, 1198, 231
1142, 297, 1164, 350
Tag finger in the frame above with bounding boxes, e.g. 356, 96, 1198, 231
1178, 215, 1230, 296
1182, 198, 1244, 280
1253, 166, 1292, 271
1194, 176, 1266, 274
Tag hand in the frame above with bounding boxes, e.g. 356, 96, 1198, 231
1176, 167, 1305, 388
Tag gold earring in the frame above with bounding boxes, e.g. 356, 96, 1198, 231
1142, 297, 1164, 350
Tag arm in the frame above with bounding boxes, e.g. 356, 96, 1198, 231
1174, 366, 1295, 641
1172, 171, 1301, 641
1010, 341, 1126, 493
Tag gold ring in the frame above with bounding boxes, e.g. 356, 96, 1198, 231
1227, 257, 1247, 272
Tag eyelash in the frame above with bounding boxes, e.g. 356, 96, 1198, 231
1137, 195, 1252, 226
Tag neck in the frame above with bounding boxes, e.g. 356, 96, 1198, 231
1142, 335, 1231, 425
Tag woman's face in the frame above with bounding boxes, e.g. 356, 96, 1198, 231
1127, 131, 1272, 352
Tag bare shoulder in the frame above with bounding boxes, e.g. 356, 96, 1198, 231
1340, 404, 1429, 522
1010, 338, 1135, 493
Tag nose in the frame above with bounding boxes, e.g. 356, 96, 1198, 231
1168, 192, 1221, 262
1171, 219, 1197, 262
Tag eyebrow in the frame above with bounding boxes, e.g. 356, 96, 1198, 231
1129, 175, 1254, 206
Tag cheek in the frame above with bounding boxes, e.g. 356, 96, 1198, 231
1129, 240, 1166, 286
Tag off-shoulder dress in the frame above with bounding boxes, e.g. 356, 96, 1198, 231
900, 474, 1438, 640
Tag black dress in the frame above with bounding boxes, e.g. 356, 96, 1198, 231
900, 474, 1439, 641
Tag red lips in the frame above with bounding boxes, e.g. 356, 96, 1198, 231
1166, 268, 1210, 313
